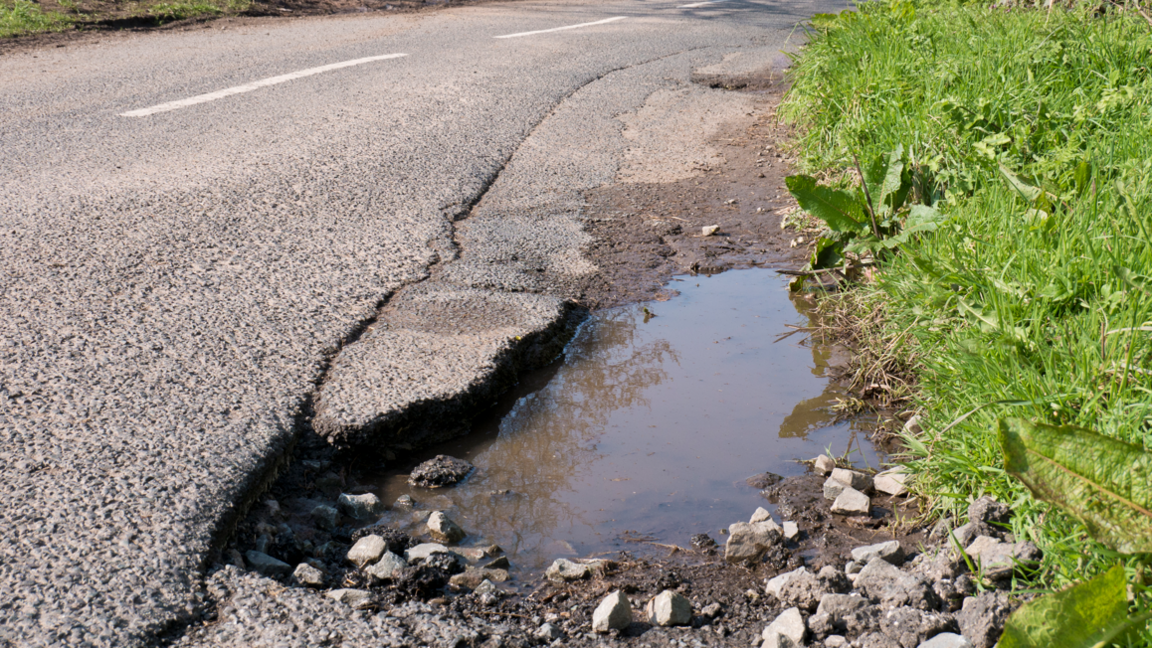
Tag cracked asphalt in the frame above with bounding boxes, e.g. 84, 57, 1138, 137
0, 0, 841, 645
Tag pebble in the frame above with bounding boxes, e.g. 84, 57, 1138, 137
244, 550, 291, 577
591, 590, 632, 633
310, 504, 339, 530
545, 558, 595, 582
347, 535, 387, 568
337, 492, 384, 520
851, 540, 905, 566
292, 562, 325, 588
823, 476, 849, 501
964, 536, 1041, 579
724, 520, 783, 565
765, 566, 808, 599
701, 225, 720, 236
750, 507, 773, 523
874, 467, 909, 496
813, 454, 836, 475
830, 467, 873, 493
918, 633, 974, 648
427, 511, 466, 544
782, 521, 799, 541
762, 607, 807, 647
364, 551, 406, 580
830, 487, 871, 516
645, 590, 692, 627
405, 543, 450, 563
534, 622, 564, 642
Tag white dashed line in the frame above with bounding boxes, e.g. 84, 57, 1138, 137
494, 16, 628, 39
678, 0, 730, 7
120, 53, 409, 117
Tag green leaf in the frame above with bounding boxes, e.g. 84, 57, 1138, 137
785, 175, 866, 234
999, 566, 1134, 648
878, 144, 906, 213
998, 163, 1043, 202
811, 236, 843, 270
999, 418, 1152, 553
905, 204, 944, 234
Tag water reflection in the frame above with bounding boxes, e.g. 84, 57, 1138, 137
369, 269, 880, 571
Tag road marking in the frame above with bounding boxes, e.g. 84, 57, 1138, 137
494, 16, 627, 39
120, 53, 409, 117
678, 0, 730, 7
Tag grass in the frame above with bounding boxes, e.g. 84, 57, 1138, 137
781, 0, 1152, 629
1, 0, 74, 36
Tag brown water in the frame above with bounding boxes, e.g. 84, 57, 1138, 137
366, 268, 881, 572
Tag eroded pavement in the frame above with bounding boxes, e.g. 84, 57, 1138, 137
0, 1, 839, 645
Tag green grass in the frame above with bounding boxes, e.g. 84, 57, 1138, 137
782, 0, 1152, 627
1, 0, 74, 36
146, 0, 248, 21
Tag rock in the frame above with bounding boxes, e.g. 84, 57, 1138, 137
449, 567, 510, 589
484, 556, 510, 569
747, 473, 784, 489
831, 467, 873, 492
455, 545, 502, 562
310, 504, 339, 529
326, 588, 373, 608
817, 565, 851, 594
783, 521, 799, 541
700, 602, 723, 619
823, 476, 849, 501
845, 561, 862, 576
912, 547, 968, 582
880, 606, 959, 648
364, 551, 407, 580
956, 591, 1012, 648
851, 540, 905, 566
645, 590, 692, 627
824, 636, 849, 648
534, 622, 564, 643
858, 631, 892, 648
427, 511, 466, 544
292, 562, 325, 587
777, 568, 827, 612
919, 633, 974, 648
968, 496, 1011, 528
751, 507, 773, 523
950, 523, 980, 549
701, 225, 720, 236
474, 579, 501, 598
691, 533, 718, 549
814, 454, 836, 475
830, 487, 871, 516
762, 607, 807, 647
812, 593, 876, 636
409, 454, 475, 488
875, 468, 909, 496
244, 550, 291, 577
393, 494, 415, 509
349, 525, 412, 552
545, 558, 595, 582
724, 520, 783, 565
337, 492, 384, 520
965, 536, 1041, 579
591, 590, 632, 633
766, 566, 809, 599
904, 415, 922, 434
856, 558, 939, 611
405, 542, 450, 562
347, 535, 388, 568
934, 574, 976, 612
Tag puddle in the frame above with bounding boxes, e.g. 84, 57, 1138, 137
365, 268, 881, 573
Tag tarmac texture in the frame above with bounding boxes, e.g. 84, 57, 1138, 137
0, 0, 840, 645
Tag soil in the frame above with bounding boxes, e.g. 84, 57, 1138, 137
0, 0, 493, 55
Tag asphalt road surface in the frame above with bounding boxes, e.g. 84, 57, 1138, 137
0, 0, 841, 645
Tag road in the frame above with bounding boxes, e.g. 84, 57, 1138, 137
0, 0, 839, 645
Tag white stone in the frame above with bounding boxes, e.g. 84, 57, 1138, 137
346, 535, 387, 567
327, 588, 372, 608
546, 558, 594, 582
244, 550, 291, 577
782, 521, 799, 541
428, 511, 466, 544
904, 415, 922, 434
364, 551, 406, 580
645, 590, 692, 627
702, 225, 720, 236
762, 607, 807, 646
830, 487, 871, 516
918, 633, 974, 648
337, 492, 384, 520
404, 542, 449, 562
825, 636, 849, 648
851, 540, 905, 566
765, 566, 808, 599
813, 454, 836, 475
292, 562, 325, 587
310, 504, 339, 529
592, 590, 632, 633
830, 468, 873, 492
875, 467, 909, 496
534, 622, 564, 642
823, 476, 848, 500
750, 507, 773, 523
724, 521, 783, 565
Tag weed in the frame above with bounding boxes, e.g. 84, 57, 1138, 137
0, 0, 73, 36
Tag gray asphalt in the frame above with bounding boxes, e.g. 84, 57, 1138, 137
0, 1, 840, 645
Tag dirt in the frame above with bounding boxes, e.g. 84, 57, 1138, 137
0, 0, 491, 55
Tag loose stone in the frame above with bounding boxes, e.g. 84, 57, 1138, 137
405, 542, 450, 563
964, 536, 1041, 579
823, 476, 848, 501
310, 504, 339, 530
724, 520, 783, 565
813, 454, 836, 475
545, 558, 594, 582
765, 566, 808, 599
427, 511, 466, 544
292, 562, 325, 587
592, 590, 632, 633
244, 550, 291, 577
449, 567, 510, 589
364, 551, 406, 580
645, 590, 692, 627
337, 492, 384, 520
956, 591, 1012, 648
326, 588, 373, 609
830, 467, 873, 493
408, 455, 475, 488
782, 521, 799, 541
347, 535, 387, 568
851, 540, 905, 566
750, 507, 773, 523
534, 622, 564, 643
762, 607, 807, 647
919, 633, 974, 648
830, 487, 871, 516
874, 468, 909, 496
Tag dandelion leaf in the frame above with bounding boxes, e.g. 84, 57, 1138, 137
999, 565, 1132, 648
999, 418, 1152, 553
784, 175, 865, 234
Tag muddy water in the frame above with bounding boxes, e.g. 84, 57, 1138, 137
367, 268, 881, 572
